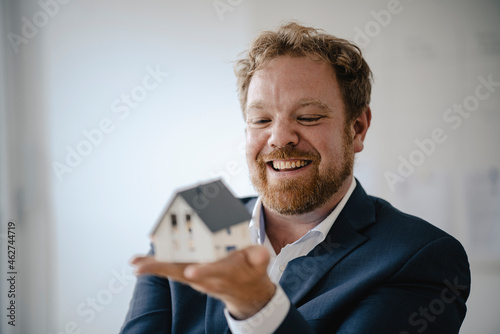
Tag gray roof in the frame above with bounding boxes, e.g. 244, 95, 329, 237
153, 179, 252, 234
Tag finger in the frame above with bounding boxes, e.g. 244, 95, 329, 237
130, 255, 155, 266
244, 245, 270, 269
184, 245, 270, 281
183, 259, 232, 281
133, 258, 192, 282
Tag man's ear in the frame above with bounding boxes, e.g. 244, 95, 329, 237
351, 106, 371, 153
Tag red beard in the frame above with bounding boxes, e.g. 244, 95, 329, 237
249, 129, 353, 215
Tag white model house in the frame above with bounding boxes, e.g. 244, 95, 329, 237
151, 180, 252, 263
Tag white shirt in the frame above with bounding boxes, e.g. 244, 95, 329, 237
225, 178, 357, 334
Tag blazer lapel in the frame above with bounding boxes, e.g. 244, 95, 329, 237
279, 182, 376, 306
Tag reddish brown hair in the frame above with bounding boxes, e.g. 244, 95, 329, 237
234, 22, 373, 123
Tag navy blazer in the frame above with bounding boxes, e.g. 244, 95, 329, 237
121, 182, 470, 333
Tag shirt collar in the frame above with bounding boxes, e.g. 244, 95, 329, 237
248, 178, 357, 245
248, 197, 265, 245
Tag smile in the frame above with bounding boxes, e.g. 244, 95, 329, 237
270, 159, 311, 171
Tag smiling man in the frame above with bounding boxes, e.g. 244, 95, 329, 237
246, 56, 355, 216
121, 23, 470, 334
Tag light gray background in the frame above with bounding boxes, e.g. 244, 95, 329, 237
1, 0, 499, 333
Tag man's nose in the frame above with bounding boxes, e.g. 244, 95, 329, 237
267, 120, 299, 148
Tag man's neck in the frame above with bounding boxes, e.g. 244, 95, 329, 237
263, 175, 353, 255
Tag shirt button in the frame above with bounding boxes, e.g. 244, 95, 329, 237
279, 265, 286, 271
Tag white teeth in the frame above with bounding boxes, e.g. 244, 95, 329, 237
272, 160, 309, 170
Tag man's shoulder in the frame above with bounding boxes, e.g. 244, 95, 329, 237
354, 194, 469, 289
345, 182, 451, 240
365, 194, 462, 250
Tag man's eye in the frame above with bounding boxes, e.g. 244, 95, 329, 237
249, 119, 271, 127
298, 116, 323, 123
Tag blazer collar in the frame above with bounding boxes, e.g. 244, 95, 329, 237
279, 181, 376, 305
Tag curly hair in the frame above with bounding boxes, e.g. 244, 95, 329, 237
234, 22, 373, 123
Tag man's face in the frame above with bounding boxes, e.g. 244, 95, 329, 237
245, 55, 354, 215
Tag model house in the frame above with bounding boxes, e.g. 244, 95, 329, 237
151, 179, 252, 263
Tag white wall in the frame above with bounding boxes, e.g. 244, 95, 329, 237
1, 1, 56, 333
1, 0, 499, 333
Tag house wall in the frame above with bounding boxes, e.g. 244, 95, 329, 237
154, 196, 216, 262
186, 212, 217, 262
212, 221, 251, 260
152, 202, 176, 262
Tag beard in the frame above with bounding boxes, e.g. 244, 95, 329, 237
249, 127, 354, 215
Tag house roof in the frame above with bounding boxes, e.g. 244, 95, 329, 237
152, 179, 252, 234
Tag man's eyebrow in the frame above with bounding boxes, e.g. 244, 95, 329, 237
297, 99, 333, 112
247, 102, 264, 110
247, 99, 333, 112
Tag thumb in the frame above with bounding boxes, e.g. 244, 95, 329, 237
244, 245, 270, 270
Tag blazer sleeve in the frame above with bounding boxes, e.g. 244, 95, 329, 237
274, 236, 470, 334
120, 248, 172, 334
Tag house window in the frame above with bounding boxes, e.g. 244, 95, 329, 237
186, 214, 194, 250
171, 214, 177, 232
186, 214, 192, 233
226, 227, 231, 235
226, 246, 236, 253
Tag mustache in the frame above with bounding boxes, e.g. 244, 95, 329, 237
256, 146, 319, 163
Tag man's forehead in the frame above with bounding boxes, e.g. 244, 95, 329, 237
245, 56, 343, 116
247, 57, 338, 93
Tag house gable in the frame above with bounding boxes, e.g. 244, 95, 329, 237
151, 179, 252, 262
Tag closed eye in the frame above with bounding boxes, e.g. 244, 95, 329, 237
297, 116, 324, 124
248, 118, 271, 128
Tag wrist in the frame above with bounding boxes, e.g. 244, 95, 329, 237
226, 282, 276, 320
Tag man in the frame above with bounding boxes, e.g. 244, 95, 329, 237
121, 22, 470, 333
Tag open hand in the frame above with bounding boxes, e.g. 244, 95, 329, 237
131, 245, 276, 320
